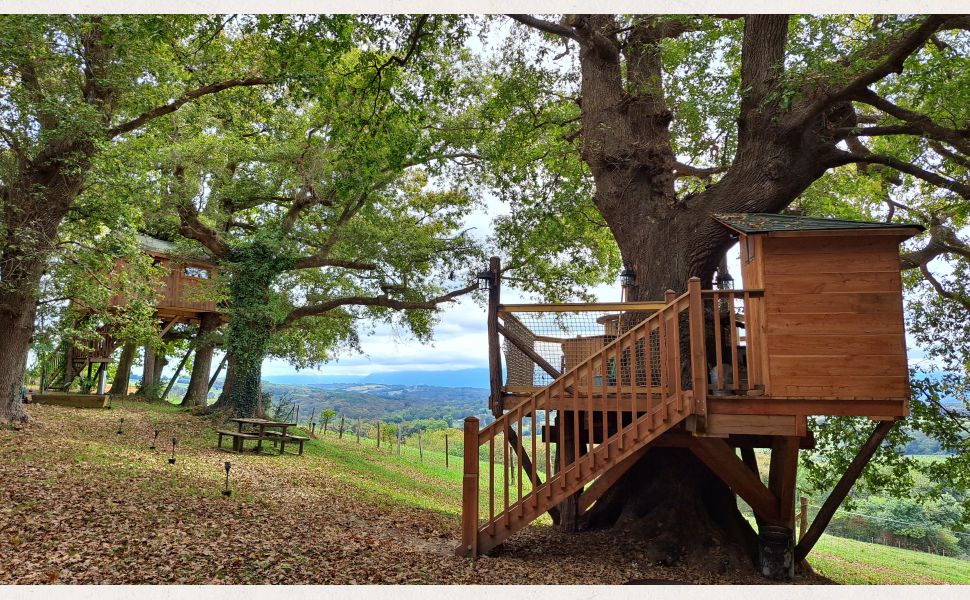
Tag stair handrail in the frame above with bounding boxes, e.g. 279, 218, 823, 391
461, 280, 719, 555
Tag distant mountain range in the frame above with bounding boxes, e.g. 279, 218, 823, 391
263, 367, 490, 389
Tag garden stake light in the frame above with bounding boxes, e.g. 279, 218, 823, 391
222, 461, 232, 497
116, 417, 124, 435
150, 429, 160, 450
169, 437, 177, 465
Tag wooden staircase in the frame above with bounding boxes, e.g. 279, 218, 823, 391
39, 329, 119, 392
458, 279, 711, 557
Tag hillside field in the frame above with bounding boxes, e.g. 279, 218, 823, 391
1, 400, 967, 584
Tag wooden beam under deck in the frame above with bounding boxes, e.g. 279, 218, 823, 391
531, 390, 907, 420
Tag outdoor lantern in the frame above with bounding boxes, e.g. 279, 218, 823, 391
477, 267, 496, 291
716, 271, 735, 290
222, 461, 232, 498
116, 418, 124, 435
620, 266, 636, 289
169, 437, 177, 465
150, 429, 160, 450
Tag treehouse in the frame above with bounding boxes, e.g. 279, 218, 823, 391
458, 213, 922, 578
39, 235, 223, 394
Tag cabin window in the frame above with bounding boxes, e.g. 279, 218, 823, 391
183, 266, 210, 279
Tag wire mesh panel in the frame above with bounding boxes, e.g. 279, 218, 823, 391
500, 306, 659, 389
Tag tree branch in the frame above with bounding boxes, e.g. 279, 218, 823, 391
920, 264, 970, 312
852, 88, 970, 156
107, 77, 272, 138
507, 14, 579, 42
291, 257, 378, 271
177, 203, 230, 258
788, 15, 949, 129
278, 281, 478, 329
829, 150, 970, 199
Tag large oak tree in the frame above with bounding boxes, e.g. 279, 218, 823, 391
485, 13, 970, 570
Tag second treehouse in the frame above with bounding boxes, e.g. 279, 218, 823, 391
458, 213, 921, 578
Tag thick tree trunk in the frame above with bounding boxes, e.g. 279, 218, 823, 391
140, 343, 156, 397
152, 348, 167, 388
0, 293, 35, 423
584, 448, 759, 571
182, 313, 219, 407
109, 343, 136, 396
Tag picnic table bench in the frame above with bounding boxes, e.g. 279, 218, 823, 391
216, 418, 308, 455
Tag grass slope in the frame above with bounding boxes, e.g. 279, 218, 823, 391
1, 400, 964, 583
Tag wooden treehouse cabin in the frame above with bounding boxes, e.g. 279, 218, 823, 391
458, 213, 922, 578
39, 235, 223, 395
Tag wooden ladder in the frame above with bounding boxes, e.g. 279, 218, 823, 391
459, 278, 710, 557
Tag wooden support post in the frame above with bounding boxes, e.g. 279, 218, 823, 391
740, 446, 765, 529
459, 416, 480, 558
762, 435, 799, 580
311, 422, 316, 435
339, 416, 345, 439
207, 354, 228, 392
686, 277, 707, 431
356, 418, 361, 444
799, 496, 809, 541
418, 430, 423, 462
689, 437, 782, 525
95, 363, 107, 395
160, 349, 192, 402
377, 422, 381, 448
142, 343, 155, 393
795, 420, 896, 562
486, 256, 503, 415
445, 434, 450, 468
768, 436, 799, 528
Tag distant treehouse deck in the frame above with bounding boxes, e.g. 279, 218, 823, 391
39, 235, 223, 393
458, 214, 922, 573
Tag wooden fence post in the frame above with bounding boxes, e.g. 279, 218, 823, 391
460, 416, 480, 558
418, 430, 423, 462
799, 496, 808, 541
356, 418, 361, 444
295, 405, 300, 426
377, 421, 381, 449
445, 434, 449, 468
311, 422, 316, 435
339, 416, 345, 439
397, 427, 402, 455
309, 408, 315, 429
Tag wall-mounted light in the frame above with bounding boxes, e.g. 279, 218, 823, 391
477, 267, 496, 291
620, 266, 636, 289
716, 271, 735, 290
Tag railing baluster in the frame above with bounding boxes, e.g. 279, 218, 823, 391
517, 409, 523, 514
615, 340, 623, 450
572, 373, 580, 479
742, 291, 753, 391
599, 349, 608, 460
531, 395, 538, 508
728, 294, 740, 393
558, 381, 566, 489
713, 293, 724, 392
543, 391, 552, 502
503, 423, 510, 526
585, 361, 595, 469
489, 427, 495, 534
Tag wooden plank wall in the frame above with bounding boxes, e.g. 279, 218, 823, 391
758, 234, 909, 400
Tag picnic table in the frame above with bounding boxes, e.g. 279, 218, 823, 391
216, 417, 308, 455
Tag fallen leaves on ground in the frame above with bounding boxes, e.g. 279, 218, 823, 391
0, 401, 828, 584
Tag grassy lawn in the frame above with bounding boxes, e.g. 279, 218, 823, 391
810, 534, 970, 584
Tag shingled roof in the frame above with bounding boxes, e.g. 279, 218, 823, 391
712, 213, 924, 236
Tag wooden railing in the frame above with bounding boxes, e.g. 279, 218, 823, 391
699, 289, 766, 396
459, 278, 713, 557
